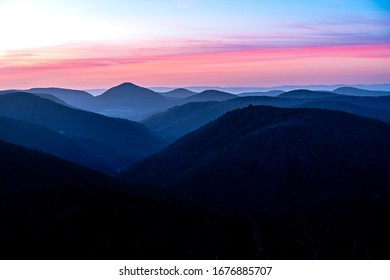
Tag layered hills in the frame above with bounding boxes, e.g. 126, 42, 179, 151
125, 106, 390, 216
0, 92, 164, 174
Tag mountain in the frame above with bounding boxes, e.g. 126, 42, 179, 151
329, 95, 390, 111
159, 88, 197, 98
0, 116, 114, 173
278, 89, 339, 99
334, 87, 390, 97
238, 90, 284, 97
142, 97, 309, 142
1, 89, 71, 107
97, 82, 166, 103
94, 82, 178, 120
125, 106, 390, 217
33, 93, 72, 107
0, 92, 165, 174
184, 90, 237, 102
26, 87, 95, 108
297, 100, 390, 123
0, 137, 266, 260
0, 138, 113, 190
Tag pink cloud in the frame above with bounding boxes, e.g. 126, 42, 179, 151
1, 42, 389, 89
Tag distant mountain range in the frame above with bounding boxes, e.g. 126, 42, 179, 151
2, 83, 389, 121
151, 84, 390, 93
334, 87, 390, 96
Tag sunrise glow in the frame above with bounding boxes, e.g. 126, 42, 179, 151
1, 0, 389, 89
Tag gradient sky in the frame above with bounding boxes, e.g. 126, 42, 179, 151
0, 0, 389, 89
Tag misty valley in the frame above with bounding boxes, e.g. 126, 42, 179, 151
1, 83, 390, 259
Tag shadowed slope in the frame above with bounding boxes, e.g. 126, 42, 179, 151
126, 106, 390, 216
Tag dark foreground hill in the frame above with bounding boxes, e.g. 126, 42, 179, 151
142, 97, 310, 142
0, 139, 113, 190
0, 138, 266, 259
125, 106, 390, 216
0, 92, 164, 174
2, 106, 390, 259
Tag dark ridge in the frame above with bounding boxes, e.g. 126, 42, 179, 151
125, 105, 390, 217
278, 89, 339, 99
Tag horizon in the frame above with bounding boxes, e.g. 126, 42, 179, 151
2, 81, 390, 93
1, 0, 389, 89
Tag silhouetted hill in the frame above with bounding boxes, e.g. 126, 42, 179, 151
184, 90, 237, 102
1, 90, 71, 107
97, 82, 165, 103
0, 139, 113, 190
145, 92, 390, 143
0, 138, 266, 260
93, 82, 179, 120
143, 97, 309, 142
27, 87, 95, 108
159, 88, 197, 98
279, 89, 339, 99
334, 87, 390, 97
330, 95, 390, 111
33, 93, 72, 107
298, 100, 390, 123
0, 92, 165, 174
125, 106, 390, 217
0, 116, 113, 172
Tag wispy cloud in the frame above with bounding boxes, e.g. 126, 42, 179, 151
1, 41, 389, 89
282, 22, 332, 33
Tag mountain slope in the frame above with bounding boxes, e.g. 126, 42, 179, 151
159, 88, 197, 98
94, 82, 178, 120
125, 106, 390, 216
0, 92, 165, 174
0, 137, 263, 260
297, 100, 390, 123
142, 97, 309, 142
334, 87, 390, 97
0, 116, 114, 172
184, 90, 237, 102
0, 139, 113, 190
27, 87, 95, 108
278, 89, 339, 99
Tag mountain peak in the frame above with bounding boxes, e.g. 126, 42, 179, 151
98, 82, 164, 101
116, 82, 144, 89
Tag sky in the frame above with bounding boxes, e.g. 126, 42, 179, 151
0, 0, 389, 89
